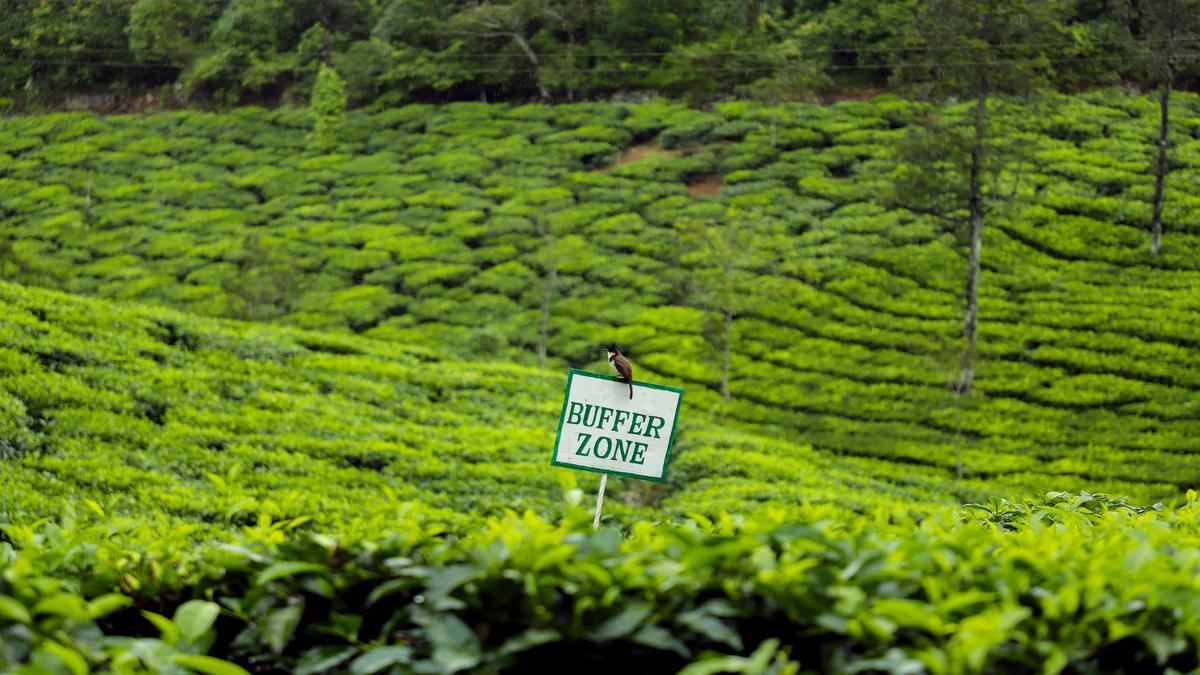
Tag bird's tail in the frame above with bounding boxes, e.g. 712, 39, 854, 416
628, 380, 633, 399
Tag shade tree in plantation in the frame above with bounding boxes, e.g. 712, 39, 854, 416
534, 234, 593, 368
224, 233, 302, 322
889, 0, 1065, 478
1124, 0, 1200, 255
738, 40, 831, 147
675, 209, 788, 408
526, 191, 598, 368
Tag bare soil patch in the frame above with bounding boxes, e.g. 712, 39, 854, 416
686, 172, 723, 197
599, 140, 683, 171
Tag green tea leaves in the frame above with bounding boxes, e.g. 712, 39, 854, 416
174, 600, 221, 646
265, 604, 303, 655
255, 562, 328, 587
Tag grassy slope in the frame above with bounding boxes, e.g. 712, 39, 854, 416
0, 280, 960, 535
1, 91, 1199, 506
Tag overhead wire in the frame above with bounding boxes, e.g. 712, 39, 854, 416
5, 35, 1199, 61
1, 50, 1196, 74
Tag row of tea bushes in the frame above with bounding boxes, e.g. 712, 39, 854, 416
0, 281, 950, 537
2, 91, 1200, 499
2, 492, 1195, 673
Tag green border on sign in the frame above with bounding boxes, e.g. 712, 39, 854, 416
550, 368, 684, 483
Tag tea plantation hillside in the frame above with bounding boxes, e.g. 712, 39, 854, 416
0, 279, 969, 535
3, 90, 1200, 501
5, 286, 1200, 674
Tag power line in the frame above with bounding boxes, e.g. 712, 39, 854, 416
7, 35, 1200, 61
474, 51, 1200, 73
406, 34, 1200, 57
0, 58, 178, 69
3, 50, 1195, 75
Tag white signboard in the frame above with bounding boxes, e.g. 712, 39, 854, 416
551, 369, 683, 482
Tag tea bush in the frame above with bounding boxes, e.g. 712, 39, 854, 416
4, 493, 1200, 674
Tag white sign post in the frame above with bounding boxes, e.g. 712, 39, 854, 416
551, 369, 683, 528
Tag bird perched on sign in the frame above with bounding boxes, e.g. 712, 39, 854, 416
606, 344, 633, 399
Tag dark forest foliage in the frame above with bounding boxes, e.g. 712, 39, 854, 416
2, 0, 1198, 108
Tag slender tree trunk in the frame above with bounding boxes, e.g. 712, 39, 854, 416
954, 390, 963, 480
959, 80, 987, 399
720, 308, 732, 407
537, 264, 556, 367
320, 12, 334, 67
1150, 61, 1173, 256
83, 173, 93, 225
565, 28, 576, 101
951, 71, 989, 482
508, 32, 550, 99
745, 0, 762, 31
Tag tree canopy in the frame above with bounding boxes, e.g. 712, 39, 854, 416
1, 0, 1194, 108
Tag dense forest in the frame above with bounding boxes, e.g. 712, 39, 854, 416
1, 0, 1197, 109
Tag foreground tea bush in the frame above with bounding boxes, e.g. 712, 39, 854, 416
2, 492, 1197, 674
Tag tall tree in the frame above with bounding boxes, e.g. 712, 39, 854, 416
538, 0, 608, 101
533, 234, 591, 367
224, 234, 300, 321
676, 210, 786, 408
740, 40, 831, 146
450, 0, 563, 99
1132, 0, 1200, 255
891, 0, 1064, 478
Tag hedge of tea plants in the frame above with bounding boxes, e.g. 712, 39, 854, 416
1, 280, 960, 537
4, 490, 1200, 674
2, 91, 1199, 502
